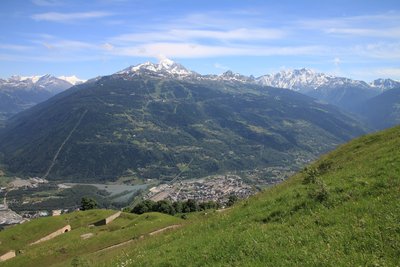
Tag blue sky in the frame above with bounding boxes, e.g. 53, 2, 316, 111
1, 0, 399, 81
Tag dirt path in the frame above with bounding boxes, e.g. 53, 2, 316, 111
95, 239, 135, 253
148, 224, 181, 236
43, 109, 88, 179
216, 207, 232, 213
94, 224, 182, 253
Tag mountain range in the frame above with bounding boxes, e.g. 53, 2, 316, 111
257, 68, 400, 92
0, 59, 399, 182
2, 60, 398, 120
0, 74, 85, 121
114, 60, 400, 113
116, 59, 400, 92
108, 60, 400, 123
0, 59, 367, 182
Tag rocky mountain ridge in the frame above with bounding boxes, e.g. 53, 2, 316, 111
114, 59, 399, 92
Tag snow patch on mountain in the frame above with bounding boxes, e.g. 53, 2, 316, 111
256, 68, 370, 92
19, 75, 43, 83
58, 75, 86, 85
116, 60, 398, 92
204, 70, 255, 83
370, 78, 400, 91
0, 74, 80, 94
117, 58, 197, 78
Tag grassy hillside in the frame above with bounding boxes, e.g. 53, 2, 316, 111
0, 210, 182, 266
77, 125, 400, 266
0, 209, 115, 255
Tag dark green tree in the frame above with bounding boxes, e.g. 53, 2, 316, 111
185, 199, 199, 212
80, 197, 98, 211
199, 200, 220, 210
173, 201, 184, 213
156, 200, 176, 215
227, 195, 238, 207
131, 199, 156, 214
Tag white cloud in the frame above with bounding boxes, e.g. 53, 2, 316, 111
32, 11, 112, 22
0, 44, 33, 51
349, 67, 400, 81
333, 57, 341, 66
0, 53, 101, 62
299, 12, 400, 29
298, 12, 400, 39
169, 28, 285, 40
112, 28, 285, 44
12, 8, 399, 82
372, 68, 400, 79
352, 42, 400, 59
214, 63, 229, 70
108, 42, 325, 58
31, 0, 62, 6
42, 42, 54, 50
40, 40, 96, 50
326, 27, 400, 38
102, 43, 114, 51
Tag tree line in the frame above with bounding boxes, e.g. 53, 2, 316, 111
131, 195, 238, 216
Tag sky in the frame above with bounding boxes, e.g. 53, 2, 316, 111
1, 0, 399, 81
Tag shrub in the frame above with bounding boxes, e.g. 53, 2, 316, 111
226, 195, 238, 207
308, 181, 329, 203
302, 167, 319, 184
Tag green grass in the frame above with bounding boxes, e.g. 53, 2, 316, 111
82, 125, 400, 266
0, 209, 114, 255
0, 210, 181, 266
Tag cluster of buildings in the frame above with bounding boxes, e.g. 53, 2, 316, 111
146, 174, 255, 203
240, 166, 295, 185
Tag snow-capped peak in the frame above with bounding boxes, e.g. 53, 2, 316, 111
21, 75, 44, 83
212, 70, 255, 83
0, 74, 79, 94
370, 78, 400, 91
9, 75, 45, 83
159, 58, 175, 68
256, 68, 369, 92
58, 75, 86, 85
4, 74, 85, 86
116, 58, 197, 78
113, 60, 399, 92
